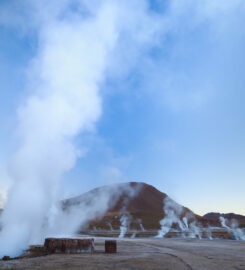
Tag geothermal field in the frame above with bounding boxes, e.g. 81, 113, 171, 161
1, 183, 245, 269
1, 1, 245, 269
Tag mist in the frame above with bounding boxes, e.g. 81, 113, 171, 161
0, 2, 161, 256
0, 0, 122, 257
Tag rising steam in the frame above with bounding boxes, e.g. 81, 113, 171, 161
158, 198, 245, 240
119, 214, 131, 238
219, 217, 245, 241
0, 1, 120, 257
0, 1, 162, 257
157, 197, 185, 238
138, 218, 145, 232
157, 197, 203, 239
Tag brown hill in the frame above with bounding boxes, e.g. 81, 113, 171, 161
106, 182, 167, 213
203, 212, 245, 220
64, 182, 197, 231
203, 212, 245, 228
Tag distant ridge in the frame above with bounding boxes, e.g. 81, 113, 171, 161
202, 212, 245, 228
203, 212, 245, 220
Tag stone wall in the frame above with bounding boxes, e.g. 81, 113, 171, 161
44, 238, 94, 254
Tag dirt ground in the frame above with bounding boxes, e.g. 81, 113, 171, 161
1, 237, 245, 270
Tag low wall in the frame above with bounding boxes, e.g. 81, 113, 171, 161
44, 238, 94, 254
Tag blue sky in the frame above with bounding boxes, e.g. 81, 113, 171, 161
0, 0, 245, 216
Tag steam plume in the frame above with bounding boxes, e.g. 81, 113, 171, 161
157, 197, 204, 239
0, 0, 163, 255
157, 197, 184, 238
119, 214, 131, 238
220, 217, 245, 240
0, 1, 119, 257
107, 222, 113, 231
138, 218, 145, 232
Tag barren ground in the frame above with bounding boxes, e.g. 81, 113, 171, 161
1, 238, 245, 270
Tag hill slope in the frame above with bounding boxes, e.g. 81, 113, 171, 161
64, 182, 196, 230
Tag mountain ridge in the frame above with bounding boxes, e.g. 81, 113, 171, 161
64, 182, 199, 230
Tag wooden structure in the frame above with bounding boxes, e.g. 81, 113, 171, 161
44, 238, 94, 254
105, 240, 117, 253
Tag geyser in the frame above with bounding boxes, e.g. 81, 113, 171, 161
0, 1, 119, 257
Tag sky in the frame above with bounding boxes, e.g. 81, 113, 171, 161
0, 0, 245, 216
